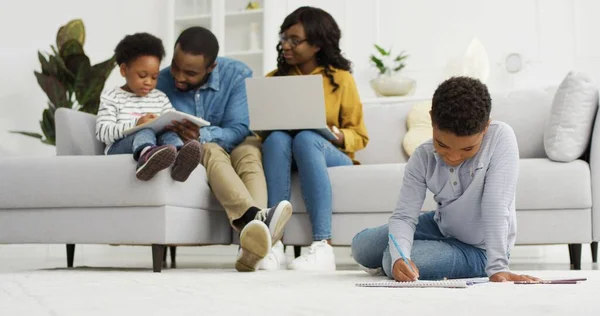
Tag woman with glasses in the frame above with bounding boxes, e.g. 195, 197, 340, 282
258, 6, 369, 271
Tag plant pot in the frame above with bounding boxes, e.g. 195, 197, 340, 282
370, 75, 416, 97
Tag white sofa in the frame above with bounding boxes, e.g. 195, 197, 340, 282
0, 87, 597, 271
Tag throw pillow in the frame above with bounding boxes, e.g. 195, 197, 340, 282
544, 71, 599, 162
403, 101, 432, 156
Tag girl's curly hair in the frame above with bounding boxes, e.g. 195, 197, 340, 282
274, 6, 352, 92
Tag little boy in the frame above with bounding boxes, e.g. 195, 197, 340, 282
351, 77, 539, 282
95, 33, 202, 181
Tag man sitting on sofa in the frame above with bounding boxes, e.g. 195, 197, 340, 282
156, 26, 293, 272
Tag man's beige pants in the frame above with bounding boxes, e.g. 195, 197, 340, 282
202, 136, 267, 231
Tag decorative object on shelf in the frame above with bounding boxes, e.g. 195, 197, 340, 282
369, 44, 415, 97
10, 19, 116, 146
445, 37, 490, 83
245, 1, 260, 10
249, 22, 260, 51
505, 53, 523, 74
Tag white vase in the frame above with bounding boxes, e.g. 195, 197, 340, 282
370, 75, 416, 97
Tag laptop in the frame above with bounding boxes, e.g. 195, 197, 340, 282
245, 75, 338, 140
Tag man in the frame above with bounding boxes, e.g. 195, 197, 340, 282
157, 26, 292, 272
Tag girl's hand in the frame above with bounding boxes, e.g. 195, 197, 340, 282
136, 113, 158, 126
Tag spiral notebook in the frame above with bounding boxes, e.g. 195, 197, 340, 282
355, 279, 488, 289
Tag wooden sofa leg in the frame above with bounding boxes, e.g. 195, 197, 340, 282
66, 244, 75, 268
170, 246, 177, 268
152, 244, 165, 273
569, 244, 582, 270
592, 242, 598, 263
294, 246, 301, 258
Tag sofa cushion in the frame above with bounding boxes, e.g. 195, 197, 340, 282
56, 108, 104, 156
0, 155, 222, 211
544, 71, 599, 162
358, 88, 555, 165
516, 159, 591, 209
489, 89, 555, 159
355, 103, 415, 165
288, 158, 591, 215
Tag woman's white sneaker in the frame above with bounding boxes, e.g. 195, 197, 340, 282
288, 240, 336, 271
258, 240, 287, 270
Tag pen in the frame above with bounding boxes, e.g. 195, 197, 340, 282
514, 278, 587, 285
389, 233, 417, 277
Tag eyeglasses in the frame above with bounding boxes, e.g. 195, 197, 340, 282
279, 35, 307, 48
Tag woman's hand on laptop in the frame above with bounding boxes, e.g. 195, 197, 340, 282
167, 120, 200, 142
330, 125, 344, 147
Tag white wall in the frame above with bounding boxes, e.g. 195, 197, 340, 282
264, 0, 600, 100
4, 0, 600, 157
0, 0, 170, 157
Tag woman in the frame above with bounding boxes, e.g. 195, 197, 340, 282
260, 6, 369, 271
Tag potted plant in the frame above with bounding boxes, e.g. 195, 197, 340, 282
10, 19, 116, 145
369, 44, 415, 97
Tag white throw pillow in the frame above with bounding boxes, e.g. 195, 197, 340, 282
544, 71, 599, 162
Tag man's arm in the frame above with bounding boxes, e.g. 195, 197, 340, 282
481, 125, 519, 277
200, 71, 252, 152
388, 147, 428, 271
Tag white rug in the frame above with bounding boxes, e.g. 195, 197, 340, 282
0, 269, 598, 316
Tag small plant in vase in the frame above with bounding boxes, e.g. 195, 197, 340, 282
245, 1, 260, 10
369, 44, 415, 97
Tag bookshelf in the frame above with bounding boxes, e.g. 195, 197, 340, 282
168, 0, 274, 76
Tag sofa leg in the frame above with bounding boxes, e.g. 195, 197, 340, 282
162, 247, 168, 268
152, 244, 165, 273
294, 246, 301, 258
568, 244, 574, 266
569, 244, 582, 270
592, 242, 598, 263
170, 246, 177, 268
66, 244, 75, 268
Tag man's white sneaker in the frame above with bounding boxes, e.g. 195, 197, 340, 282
258, 240, 287, 270
288, 240, 336, 271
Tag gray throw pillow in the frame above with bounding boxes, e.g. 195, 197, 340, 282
544, 71, 599, 162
